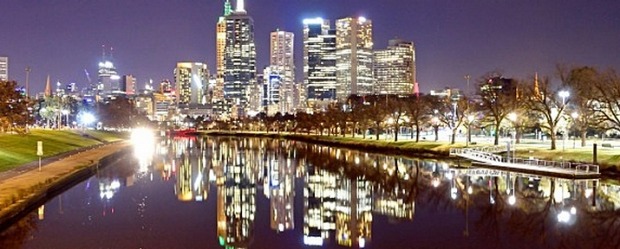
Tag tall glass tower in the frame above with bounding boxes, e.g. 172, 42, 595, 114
268, 30, 295, 114
215, 0, 232, 103
0, 56, 8, 81
223, 0, 256, 118
335, 17, 374, 102
374, 39, 416, 95
303, 18, 336, 111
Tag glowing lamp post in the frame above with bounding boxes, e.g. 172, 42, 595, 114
558, 91, 570, 152
508, 112, 517, 162
80, 112, 96, 131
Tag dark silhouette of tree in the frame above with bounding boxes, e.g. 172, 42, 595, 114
0, 80, 33, 133
476, 73, 520, 145
365, 95, 389, 140
97, 97, 148, 129
386, 95, 407, 141
403, 94, 429, 142
592, 69, 620, 133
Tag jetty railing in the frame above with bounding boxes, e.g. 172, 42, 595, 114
449, 148, 600, 175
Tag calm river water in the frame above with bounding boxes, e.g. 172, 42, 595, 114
0, 136, 619, 249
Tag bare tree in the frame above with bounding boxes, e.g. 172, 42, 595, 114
386, 95, 407, 141
476, 73, 519, 145
429, 94, 470, 144
524, 75, 569, 150
559, 65, 603, 147
592, 69, 620, 133
365, 95, 389, 140
403, 94, 430, 142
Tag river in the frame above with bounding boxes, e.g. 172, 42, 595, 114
0, 136, 619, 249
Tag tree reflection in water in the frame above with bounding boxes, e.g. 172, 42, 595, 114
0, 212, 38, 248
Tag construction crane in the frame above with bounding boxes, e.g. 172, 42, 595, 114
84, 69, 93, 87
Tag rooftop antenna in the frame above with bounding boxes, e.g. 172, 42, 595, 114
236, 0, 246, 13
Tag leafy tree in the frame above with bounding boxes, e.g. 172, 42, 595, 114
294, 112, 313, 134
97, 97, 147, 129
0, 80, 32, 133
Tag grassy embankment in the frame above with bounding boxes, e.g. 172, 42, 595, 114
201, 130, 620, 172
0, 129, 126, 172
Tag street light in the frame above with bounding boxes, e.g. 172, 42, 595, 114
559, 90, 570, 106
558, 91, 570, 152
508, 112, 517, 162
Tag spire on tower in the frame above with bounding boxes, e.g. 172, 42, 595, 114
534, 72, 540, 98
236, 0, 246, 13
224, 0, 232, 16
44, 75, 52, 97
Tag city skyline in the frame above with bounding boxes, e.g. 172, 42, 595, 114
1, 0, 619, 94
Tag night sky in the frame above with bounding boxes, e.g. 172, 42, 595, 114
1, 0, 619, 94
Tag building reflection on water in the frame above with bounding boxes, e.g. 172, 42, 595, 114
5, 136, 620, 249
152, 137, 617, 248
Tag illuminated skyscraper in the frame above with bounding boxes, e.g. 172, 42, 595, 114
374, 39, 416, 95
120, 74, 136, 95
0, 56, 8, 81
262, 67, 282, 115
269, 30, 295, 114
303, 18, 337, 110
97, 48, 120, 95
335, 17, 374, 101
174, 62, 209, 106
224, 0, 256, 117
215, 0, 232, 103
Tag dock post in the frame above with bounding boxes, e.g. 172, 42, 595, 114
593, 143, 597, 164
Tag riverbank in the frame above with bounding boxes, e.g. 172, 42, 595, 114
0, 141, 131, 229
0, 129, 126, 172
200, 130, 620, 175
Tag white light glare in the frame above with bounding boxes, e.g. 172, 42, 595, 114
303, 17, 324, 25
508, 195, 516, 205
557, 211, 570, 223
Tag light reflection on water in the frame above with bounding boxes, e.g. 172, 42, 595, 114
1, 136, 619, 249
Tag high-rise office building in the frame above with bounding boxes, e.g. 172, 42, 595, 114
303, 18, 337, 110
215, 0, 232, 103
0, 56, 8, 81
374, 39, 416, 95
269, 30, 295, 114
224, 0, 256, 117
262, 67, 282, 115
175, 62, 209, 106
335, 17, 374, 101
97, 48, 120, 95
120, 74, 136, 95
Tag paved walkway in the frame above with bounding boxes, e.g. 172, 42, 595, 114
0, 141, 130, 218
